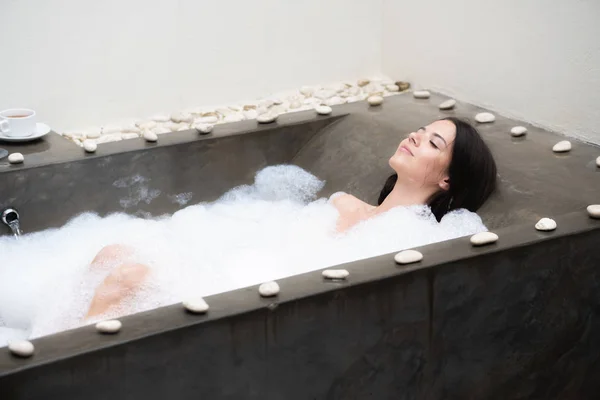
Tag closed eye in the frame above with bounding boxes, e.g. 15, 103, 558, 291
430, 140, 439, 149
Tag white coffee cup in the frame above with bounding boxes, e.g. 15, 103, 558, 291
0, 108, 37, 138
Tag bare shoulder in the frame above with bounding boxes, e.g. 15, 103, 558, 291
331, 194, 374, 232
331, 193, 364, 212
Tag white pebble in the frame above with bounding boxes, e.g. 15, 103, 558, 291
470, 231, 499, 246
475, 112, 496, 123
171, 112, 193, 123
367, 95, 384, 106
84, 127, 102, 139
587, 205, 600, 219
289, 100, 302, 109
122, 125, 141, 134
8, 340, 34, 357
153, 127, 171, 134
386, 84, 400, 92
137, 121, 157, 130
439, 99, 456, 110
183, 298, 209, 314
300, 86, 314, 97
413, 90, 431, 99
96, 320, 122, 334
322, 269, 349, 280
552, 140, 571, 153
535, 218, 557, 231
83, 140, 97, 153
315, 105, 333, 115
394, 249, 423, 265
357, 79, 370, 87
257, 113, 278, 124
195, 123, 214, 134
243, 110, 258, 120
510, 126, 527, 137
325, 96, 345, 106
198, 116, 218, 125
596, 156, 600, 167
314, 89, 337, 100
152, 115, 170, 123
223, 113, 245, 123
8, 153, 24, 164
102, 125, 121, 134
259, 281, 280, 297
143, 131, 158, 142
122, 133, 139, 140
177, 125, 190, 132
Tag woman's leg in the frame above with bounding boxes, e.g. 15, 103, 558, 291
85, 244, 150, 319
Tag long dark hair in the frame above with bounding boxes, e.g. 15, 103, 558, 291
377, 117, 497, 221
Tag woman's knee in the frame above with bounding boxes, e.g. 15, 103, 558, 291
91, 244, 134, 266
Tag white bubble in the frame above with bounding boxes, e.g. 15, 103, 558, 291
0, 165, 487, 343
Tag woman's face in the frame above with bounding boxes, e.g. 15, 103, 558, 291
389, 120, 456, 191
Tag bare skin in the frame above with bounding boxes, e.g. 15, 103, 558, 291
85, 244, 149, 319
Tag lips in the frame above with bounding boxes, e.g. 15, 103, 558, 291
400, 145, 413, 156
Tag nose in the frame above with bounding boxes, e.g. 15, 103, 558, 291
408, 131, 421, 146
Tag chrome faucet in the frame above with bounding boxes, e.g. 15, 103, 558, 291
1, 208, 22, 238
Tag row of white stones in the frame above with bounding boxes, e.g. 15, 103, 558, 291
60, 78, 411, 147
8, 208, 599, 358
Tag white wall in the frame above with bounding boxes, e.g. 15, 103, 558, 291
383, 0, 600, 144
0, 0, 382, 131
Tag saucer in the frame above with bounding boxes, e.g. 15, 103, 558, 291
0, 123, 51, 142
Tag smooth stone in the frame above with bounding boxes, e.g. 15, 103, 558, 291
289, 100, 302, 109
257, 113, 278, 124
587, 205, 600, 219
314, 89, 337, 100
8, 340, 34, 357
322, 269, 349, 280
243, 110, 258, 120
470, 231, 499, 246
122, 125, 141, 134
325, 96, 345, 106
368, 95, 384, 106
137, 121, 157, 130
122, 133, 139, 140
143, 131, 158, 142
439, 99, 456, 110
183, 298, 209, 314
552, 140, 571, 153
85, 127, 102, 139
596, 156, 600, 167
510, 126, 527, 137
223, 114, 244, 123
96, 319, 122, 333
259, 281, 280, 297
394, 249, 423, 265
300, 86, 314, 97
346, 95, 362, 103
475, 112, 496, 123
357, 79, 370, 87
396, 81, 411, 91
315, 105, 333, 115
171, 112, 193, 123
195, 123, 214, 134
83, 140, 97, 153
198, 116, 218, 125
8, 153, 24, 164
102, 125, 121, 134
386, 84, 400, 92
152, 115, 170, 122
535, 217, 557, 231
177, 125, 190, 131
413, 90, 431, 99
154, 127, 171, 134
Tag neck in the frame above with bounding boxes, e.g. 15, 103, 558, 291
372, 179, 437, 216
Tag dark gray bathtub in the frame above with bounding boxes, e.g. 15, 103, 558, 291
1, 93, 599, 399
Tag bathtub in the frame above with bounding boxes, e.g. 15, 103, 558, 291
1, 93, 599, 399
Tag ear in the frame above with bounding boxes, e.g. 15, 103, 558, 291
438, 177, 450, 191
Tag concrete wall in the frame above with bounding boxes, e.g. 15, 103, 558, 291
382, 0, 600, 144
0, 0, 382, 131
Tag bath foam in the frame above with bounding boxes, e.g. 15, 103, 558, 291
0, 165, 486, 343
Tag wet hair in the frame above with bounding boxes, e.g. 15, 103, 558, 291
377, 117, 497, 221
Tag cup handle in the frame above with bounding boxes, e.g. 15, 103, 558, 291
0, 119, 9, 134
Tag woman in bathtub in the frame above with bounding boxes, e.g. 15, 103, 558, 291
85, 117, 497, 318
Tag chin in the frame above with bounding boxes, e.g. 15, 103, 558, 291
388, 155, 404, 173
